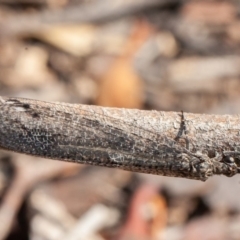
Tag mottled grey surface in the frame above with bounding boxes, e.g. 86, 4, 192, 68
0, 96, 239, 181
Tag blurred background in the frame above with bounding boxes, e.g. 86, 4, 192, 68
0, 0, 240, 239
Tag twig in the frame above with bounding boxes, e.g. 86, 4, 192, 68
0, 0, 45, 4
0, 0, 180, 37
0, 154, 81, 240
0, 96, 239, 181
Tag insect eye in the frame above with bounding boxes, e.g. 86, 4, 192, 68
222, 156, 235, 164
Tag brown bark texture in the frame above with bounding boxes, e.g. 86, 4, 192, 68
0, 96, 239, 181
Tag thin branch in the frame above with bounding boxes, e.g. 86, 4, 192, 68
0, 0, 180, 37
0, 0, 45, 4
0, 96, 239, 181
0, 154, 80, 240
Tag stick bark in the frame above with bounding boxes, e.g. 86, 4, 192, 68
0, 96, 239, 181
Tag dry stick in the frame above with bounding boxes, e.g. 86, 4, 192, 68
0, 154, 77, 240
0, 155, 80, 240
0, 96, 240, 182
0, 0, 179, 37
0, 0, 44, 4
